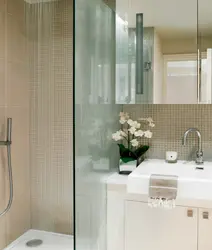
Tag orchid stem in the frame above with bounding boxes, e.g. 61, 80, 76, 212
122, 136, 129, 142
128, 125, 130, 149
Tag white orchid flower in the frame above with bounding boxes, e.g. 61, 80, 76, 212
119, 117, 126, 124
134, 130, 144, 137
149, 122, 155, 128
119, 112, 130, 120
128, 120, 140, 129
134, 122, 141, 129
131, 139, 139, 147
128, 126, 137, 135
139, 117, 154, 123
119, 112, 125, 117
146, 117, 154, 123
112, 131, 123, 141
144, 130, 153, 138
139, 118, 147, 122
120, 130, 127, 137
127, 119, 134, 126
125, 113, 130, 120
112, 116, 154, 143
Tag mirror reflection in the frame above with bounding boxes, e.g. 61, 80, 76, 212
116, 0, 199, 104
198, 0, 212, 104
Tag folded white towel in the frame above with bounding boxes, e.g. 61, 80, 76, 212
148, 197, 176, 209
148, 174, 178, 209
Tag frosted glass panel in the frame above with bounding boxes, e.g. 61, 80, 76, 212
116, 14, 130, 103
75, 0, 122, 249
76, 0, 115, 105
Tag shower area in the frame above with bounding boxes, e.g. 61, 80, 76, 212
0, 0, 73, 249
1, 0, 126, 249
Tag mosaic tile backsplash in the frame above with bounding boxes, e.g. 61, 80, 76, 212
124, 105, 212, 161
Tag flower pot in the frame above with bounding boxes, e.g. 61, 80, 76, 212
119, 159, 137, 175
119, 155, 145, 175
137, 155, 145, 166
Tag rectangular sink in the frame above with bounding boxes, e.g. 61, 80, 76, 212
127, 159, 212, 200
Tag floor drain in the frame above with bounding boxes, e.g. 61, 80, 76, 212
26, 239, 43, 247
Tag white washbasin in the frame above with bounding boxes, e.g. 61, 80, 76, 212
127, 159, 212, 200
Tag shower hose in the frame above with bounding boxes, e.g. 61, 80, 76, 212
0, 118, 13, 217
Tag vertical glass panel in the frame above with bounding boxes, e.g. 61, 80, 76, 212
136, 27, 154, 103
75, 0, 122, 249
135, 13, 143, 95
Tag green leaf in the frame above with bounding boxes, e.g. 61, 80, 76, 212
134, 145, 149, 158
121, 157, 136, 163
117, 144, 137, 159
117, 144, 128, 157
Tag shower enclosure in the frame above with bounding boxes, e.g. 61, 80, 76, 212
74, 0, 122, 249
0, 0, 73, 249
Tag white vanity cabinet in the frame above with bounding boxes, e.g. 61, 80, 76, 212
198, 208, 212, 250
125, 201, 197, 250
107, 174, 212, 250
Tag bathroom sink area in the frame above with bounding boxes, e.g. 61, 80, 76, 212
127, 159, 212, 200
107, 160, 212, 250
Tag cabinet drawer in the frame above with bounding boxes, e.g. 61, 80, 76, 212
125, 201, 197, 250
198, 208, 212, 250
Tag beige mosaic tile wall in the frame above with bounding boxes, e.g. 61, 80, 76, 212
124, 105, 212, 161
0, 0, 30, 248
27, 0, 73, 234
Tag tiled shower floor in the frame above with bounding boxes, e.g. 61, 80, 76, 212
4, 229, 73, 250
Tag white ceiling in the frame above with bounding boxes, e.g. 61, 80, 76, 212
117, 0, 212, 39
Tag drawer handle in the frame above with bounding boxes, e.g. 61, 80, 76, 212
187, 209, 193, 217
203, 211, 209, 219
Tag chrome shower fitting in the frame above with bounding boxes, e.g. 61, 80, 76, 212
0, 118, 13, 217
144, 62, 152, 71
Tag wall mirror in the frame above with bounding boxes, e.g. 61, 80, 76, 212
115, 0, 207, 104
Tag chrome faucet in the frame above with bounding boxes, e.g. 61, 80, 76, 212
182, 128, 204, 166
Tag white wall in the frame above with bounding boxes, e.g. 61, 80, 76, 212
162, 36, 212, 55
